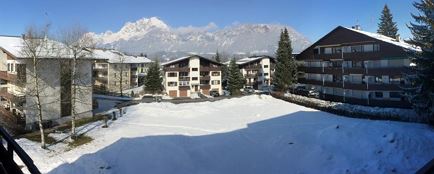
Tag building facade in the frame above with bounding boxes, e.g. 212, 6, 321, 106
235, 56, 275, 90
92, 49, 152, 93
296, 26, 419, 108
0, 36, 94, 130
162, 55, 222, 97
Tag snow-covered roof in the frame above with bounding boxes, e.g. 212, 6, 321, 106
161, 55, 222, 66
345, 27, 421, 52
224, 56, 275, 65
91, 49, 152, 64
161, 56, 190, 66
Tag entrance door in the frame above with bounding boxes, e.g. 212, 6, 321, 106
194, 85, 199, 91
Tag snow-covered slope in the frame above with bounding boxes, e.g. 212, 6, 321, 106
89, 17, 311, 57
17, 95, 434, 174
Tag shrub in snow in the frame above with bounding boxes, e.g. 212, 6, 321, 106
273, 92, 423, 124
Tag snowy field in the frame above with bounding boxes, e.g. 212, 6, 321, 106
17, 95, 434, 174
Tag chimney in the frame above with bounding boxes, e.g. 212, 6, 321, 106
351, 25, 362, 30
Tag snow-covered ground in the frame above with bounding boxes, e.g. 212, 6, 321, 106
17, 95, 434, 174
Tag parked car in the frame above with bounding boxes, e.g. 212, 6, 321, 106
210, 90, 220, 97
308, 90, 319, 98
292, 85, 309, 96
222, 90, 231, 96
243, 86, 255, 95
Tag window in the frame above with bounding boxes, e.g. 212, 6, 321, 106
168, 72, 177, 77
7, 63, 10, 71
200, 80, 209, 85
351, 45, 362, 52
324, 47, 332, 54
342, 46, 351, 53
168, 82, 177, 87
125, 72, 128, 76
264, 73, 269, 76
114, 65, 118, 68
211, 80, 220, 85
375, 92, 383, 98
363, 44, 374, 52
332, 47, 342, 54
390, 75, 402, 84
390, 92, 401, 98
352, 61, 363, 68
375, 76, 383, 83
169, 64, 176, 68
211, 72, 220, 76
192, 77, 198, 80
313, 48, 319, 55
192, 68, 198, 71
264, 65, 269, 68
179, 72, 189, 77
114, 73, 117, 78
179, 81, 189, 86
373, 44, 380, 52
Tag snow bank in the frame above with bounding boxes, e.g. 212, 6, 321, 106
16, 95, 434, 174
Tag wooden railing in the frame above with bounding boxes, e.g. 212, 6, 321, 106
0, 126, 41, 174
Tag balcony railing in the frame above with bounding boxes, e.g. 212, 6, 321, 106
0, 126, 41, 174
179, 76, 190, 81
200, 66, 221, 71
0, 71, 17, 81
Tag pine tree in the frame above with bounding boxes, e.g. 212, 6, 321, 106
144, 60, 163, 94
273, 28, 296, 92
227, 58, 244, 95
214, 51, 221, 63
404, 0, 434, 124
377, 4, 399, 39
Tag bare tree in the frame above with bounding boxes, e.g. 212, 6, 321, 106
58, 25, 94, 139
114, 53, 128, 96
21, 25, 52, 149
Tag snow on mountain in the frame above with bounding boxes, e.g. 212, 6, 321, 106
89, 17, 311, 57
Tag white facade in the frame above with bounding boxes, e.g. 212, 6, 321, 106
231, 56, 275, 90
162, 55, 222, 97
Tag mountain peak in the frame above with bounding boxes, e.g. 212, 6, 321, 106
91, 17, 311, 56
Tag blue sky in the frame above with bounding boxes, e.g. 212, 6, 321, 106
0, 0, 417, 41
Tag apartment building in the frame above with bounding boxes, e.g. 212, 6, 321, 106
162, 55, 223, 97
0, 35, 94, 130
296, 26, 419, 108
92, 49, 152, 93
234, 56, 276, 90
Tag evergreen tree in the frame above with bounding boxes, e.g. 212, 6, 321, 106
144, 60, 163, 94
227, 58, 244, 95
273, 28, 296, 91
214, 51, 221, 63
404, 0, 434, 124
377, 4, 399, 39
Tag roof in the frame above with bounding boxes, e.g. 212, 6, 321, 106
224, 55, 275, 65
298, 26, 420, 56
0, 35, 93, 60
161, 55, 223, 66
89, 49, 152, 64
344, 27, 420, 52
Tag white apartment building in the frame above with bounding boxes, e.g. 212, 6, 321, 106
92, 49, 152, 93
0, 35, 94, 130
162, 55, 223, 97
231, 56, 276, 90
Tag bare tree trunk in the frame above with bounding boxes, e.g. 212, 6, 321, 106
33, 57, 46, 149
70, 57, 77, 139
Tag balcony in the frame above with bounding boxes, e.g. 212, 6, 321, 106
366, 67, 406, 76
179, 76, 190, 81
94, 65, 108, 70
200, 66, 221, 71
298, 66, 323, 73
343, 82, 367, 90
200, 75, 210, 81
245, 73, 258, 78
0, 87, 15, 101
163, 66, 190, 72
367, 83, 401, 90
323, 67, 343, 74
243, 65, 261, 70
200, 84, 211, 89
298, 78, 323, 86
0, 71, 17, 81
344, 67, 365, 74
